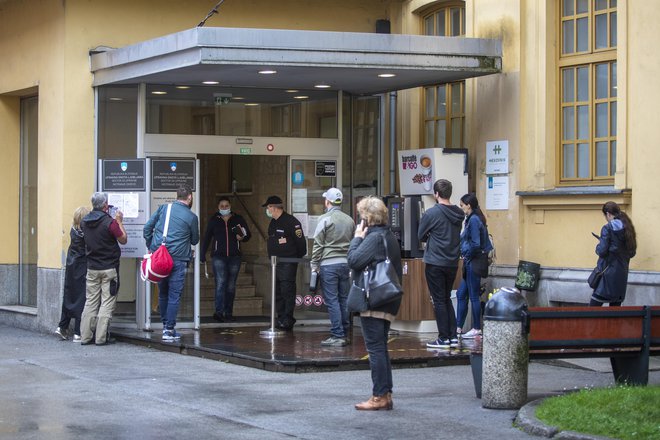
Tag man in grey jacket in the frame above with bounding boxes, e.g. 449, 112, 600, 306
418, 179, 465, 349
311, 188, 355, 346
143, 186, 199, 342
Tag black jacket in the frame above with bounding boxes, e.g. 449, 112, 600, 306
81, 209, 120, 270
593, 220, 636, 302
267, 212, 307, 258
200, 212, 251, 261
347, 225, 402, 316
418, 203, 465, 267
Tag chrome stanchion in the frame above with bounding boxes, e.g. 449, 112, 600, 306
260, 256, 284, 337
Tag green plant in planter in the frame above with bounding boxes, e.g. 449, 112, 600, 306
515, 271, 536, 289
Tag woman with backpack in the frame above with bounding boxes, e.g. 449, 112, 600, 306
455, 193, 492, 339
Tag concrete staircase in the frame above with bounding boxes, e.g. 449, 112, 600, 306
200, 263, 264, 317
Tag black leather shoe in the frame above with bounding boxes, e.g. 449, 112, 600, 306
213, 313, 225, 322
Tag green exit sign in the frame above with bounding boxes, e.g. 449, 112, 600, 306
239, 147, 252, 155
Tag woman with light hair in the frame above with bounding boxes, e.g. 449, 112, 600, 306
348, 196, 402, 410
55, 206, 90, 342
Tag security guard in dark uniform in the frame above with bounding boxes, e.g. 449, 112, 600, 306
262, 195, 307, 330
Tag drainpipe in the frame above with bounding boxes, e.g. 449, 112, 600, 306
389, 91, 397, 194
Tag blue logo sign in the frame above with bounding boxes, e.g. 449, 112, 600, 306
170, 162, 177, 172
120, 162, 128, 172
292, 171, 304, 185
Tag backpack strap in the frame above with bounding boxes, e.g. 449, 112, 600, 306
162, 204, 173, 243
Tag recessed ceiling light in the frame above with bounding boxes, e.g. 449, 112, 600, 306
285, 89, 299, 93
151, 91, 167, 95
294, 96, 309, 100
315, 84, 331, 89
202, 81, 219, 85
245, 103, 260, 106
258, 70, 277, 74
109, 97, 123, 101
232, 96, 245, 100
378, 73, 396, 78
175, 86, 190, 89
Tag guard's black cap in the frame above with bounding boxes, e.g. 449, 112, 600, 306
262, 195, 283, 207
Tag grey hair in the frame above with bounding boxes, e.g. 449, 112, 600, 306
90, 192, 108, 210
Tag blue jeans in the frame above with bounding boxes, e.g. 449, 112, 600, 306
456, 260, 482, 330
320, 263, 350, 338
360, 316, 393, 397
212, 256, 241, 316
158, 260, 188, 330
424, 263, 458, 340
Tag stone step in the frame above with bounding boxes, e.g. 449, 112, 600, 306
200, 285, 256, 298
200, 297, 264, 316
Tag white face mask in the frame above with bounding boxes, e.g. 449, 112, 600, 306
265, 208, 273, 218
219, 209, 230, 216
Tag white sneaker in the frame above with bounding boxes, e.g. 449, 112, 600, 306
72, 334, 82, 343
55, 327, 68, 340
461, 328, 482, 339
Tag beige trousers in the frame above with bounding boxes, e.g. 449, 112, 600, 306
80, 268, 118, 345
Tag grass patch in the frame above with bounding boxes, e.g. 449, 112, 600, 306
536, 385, 660, 440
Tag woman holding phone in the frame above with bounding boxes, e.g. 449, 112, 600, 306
347, 196, 402, 411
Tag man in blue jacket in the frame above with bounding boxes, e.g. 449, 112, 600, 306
144, 186, 200, 341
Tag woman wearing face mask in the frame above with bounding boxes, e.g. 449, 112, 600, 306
200, 197, 252, 322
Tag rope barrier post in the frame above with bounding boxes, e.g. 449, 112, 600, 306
260, 256, 284, 337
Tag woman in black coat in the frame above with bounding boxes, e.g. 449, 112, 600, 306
55, 206, 90, 341
590, 201, 637, 306
347, 196, 402, 411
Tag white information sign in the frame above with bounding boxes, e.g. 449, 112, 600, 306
293, 213, 310, 239
292, 188, 308, 212
486, 140, 509, 174
486, 176, 509, 210
119, 224, 148, 258
398, 148, 436, 195
108, 192, 141, 219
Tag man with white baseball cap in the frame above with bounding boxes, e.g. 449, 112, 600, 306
311, 187, 356, 346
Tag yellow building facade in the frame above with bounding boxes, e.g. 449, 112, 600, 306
0, 0, 657, 332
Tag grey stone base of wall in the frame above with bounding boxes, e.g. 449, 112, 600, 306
0, 265, 63, 333
487, 265, 659, 307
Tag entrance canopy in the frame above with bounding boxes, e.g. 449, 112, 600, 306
90, 27, 501, 94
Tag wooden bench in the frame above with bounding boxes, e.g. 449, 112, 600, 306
470, 305, 660, 398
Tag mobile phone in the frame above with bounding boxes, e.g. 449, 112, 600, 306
591, 232, 600, 239
109, 205, 118, 218
231, 225, 245, 237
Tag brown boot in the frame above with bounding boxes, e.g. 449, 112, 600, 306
355, 395, 393, 411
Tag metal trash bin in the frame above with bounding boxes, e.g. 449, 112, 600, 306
481, 287, 529, 409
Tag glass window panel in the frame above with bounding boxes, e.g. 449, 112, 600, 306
562, 20, 575, 54
577, 67, 589, 101
437, 85, 447, 117
425, 87, 435, 117
425, 121, 434, 148
424, 16, 434, 36
611, 62, 617, 97
436, 120, 446, 148
436, 12, 446, 36
563, 107, 575, 140
563, 144, 576, 178
595, 141, 608, 176
577, 143, 590, 178
596, 102, 608, 137
563, 68, 575, 102
576, 17, 588, 52
610, 0, 617, 8
450, 118, 462, 148
595, 0, 607, 10
595, 63, 608, 99
595, 14, 607, 49
450, 8, 461, 36
610, 12, 617, 47
451, 83, 461, 113
562, 0, 574, 17
577, 105, 589, 139
610, 140, 617, 175
577, 0, 588, 13
611, 101, 617, 136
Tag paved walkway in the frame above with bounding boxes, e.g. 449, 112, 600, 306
1, 325, 658, 440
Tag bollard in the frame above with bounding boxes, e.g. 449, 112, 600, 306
481, 287, 529, 409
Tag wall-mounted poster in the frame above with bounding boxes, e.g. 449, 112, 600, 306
151, 159, 196, 191
398, 148, 435, 195
486, 176, 509, 210
485, 140, 509, 174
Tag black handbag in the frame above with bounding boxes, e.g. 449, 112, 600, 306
362, 234, 403, 308
347, 279, 368, 313
588, 264, 608, 289
470, 252, 489, 278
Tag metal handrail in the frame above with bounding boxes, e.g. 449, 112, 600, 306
232, 191, 267, 241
